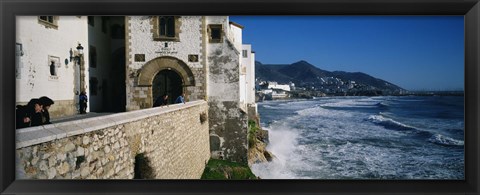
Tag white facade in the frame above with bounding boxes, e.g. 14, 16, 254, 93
268, 82, 291, 92
243, 45, 256, 105
16, 16, 89, 116
229, 22, 246, 111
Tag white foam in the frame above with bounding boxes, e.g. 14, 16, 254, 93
321, 97, 381, 108
428, 134, 464, 146
251, 124, 303, 179
367, 114, 416, 130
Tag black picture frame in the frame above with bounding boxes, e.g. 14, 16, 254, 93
1, 0, 479, 194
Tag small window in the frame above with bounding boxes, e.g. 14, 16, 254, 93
89, 46, 97, 68
38, 16, 58, 29
15, 43, 23, 79
208, 24, 223, 43
153, 16, 180, 41
48, 56, 60, 80
242, 50, 248, 58
39, 16, 54, 24
88, 16, 95, 26
159, 16, 175, 38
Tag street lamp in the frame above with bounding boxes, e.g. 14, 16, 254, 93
70, 43, 84, 63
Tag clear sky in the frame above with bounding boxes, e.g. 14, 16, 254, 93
229, 16, 464, 91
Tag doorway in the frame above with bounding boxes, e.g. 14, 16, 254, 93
152, 69, 183, 105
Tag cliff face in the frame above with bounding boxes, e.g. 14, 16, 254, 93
247, 118, 275, 166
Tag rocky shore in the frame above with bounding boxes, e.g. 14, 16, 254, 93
247, 116, 275, 166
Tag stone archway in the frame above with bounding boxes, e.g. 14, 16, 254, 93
137, 56, 195, 106
152, 69, 183, 105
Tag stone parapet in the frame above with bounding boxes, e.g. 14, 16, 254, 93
16, 100, 210, 179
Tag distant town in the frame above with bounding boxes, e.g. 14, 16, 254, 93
256, 79, 464, 101
254, 60, 463, 100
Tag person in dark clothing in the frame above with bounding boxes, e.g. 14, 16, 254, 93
153, 94, 169, 107
79, 91, 88, 114
161, 94, 169, 106
39, 96, 54, 124
16, 98, 43, 129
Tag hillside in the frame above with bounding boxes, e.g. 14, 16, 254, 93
255, 60, 405, 94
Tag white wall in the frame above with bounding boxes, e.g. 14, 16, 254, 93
228, 22, 243, 53
16, 16, 89, 103
248, 52, 256, 104
128, 16, 203, 70
242, 45, 256, 104
206, 16, 240, 102
269, 83, 291, 91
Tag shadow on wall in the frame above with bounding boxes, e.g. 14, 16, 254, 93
134, 153, 155, 179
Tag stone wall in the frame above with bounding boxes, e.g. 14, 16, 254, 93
16, 100, 210, 179
206, 16, 248, 164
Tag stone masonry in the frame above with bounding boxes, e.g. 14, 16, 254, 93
16, 101, 210, 179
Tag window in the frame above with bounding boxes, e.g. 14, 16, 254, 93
88, 16, 95, 26
242, 50, 248, 58
208, 24, 223, 43
38, 16, 58, 29
159, 16, 175, 37
39, 16, 54, 23
48, 56, 60, 80
89, 46, 97, 68
152, 16, 180, 41
15, 43, 23, 79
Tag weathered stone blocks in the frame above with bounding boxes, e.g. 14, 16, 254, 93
16, 101, 210, 179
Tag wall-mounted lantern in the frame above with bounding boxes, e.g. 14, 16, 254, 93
70, 43, 84, 64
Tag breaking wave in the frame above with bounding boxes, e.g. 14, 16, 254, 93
367, 114, 417, 131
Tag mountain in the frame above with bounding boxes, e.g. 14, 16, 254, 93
255, 60, 405, 93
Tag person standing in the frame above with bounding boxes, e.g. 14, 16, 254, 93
39, 96, 54, 124
79, 91, 88, 114
175, 93, 186, 104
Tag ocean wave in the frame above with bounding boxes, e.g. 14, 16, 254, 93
321, 98, 382, 109
427, 134, 464, 146
367, 115, 417, 131
375, 102, 390, 108
262, 105, 279, 109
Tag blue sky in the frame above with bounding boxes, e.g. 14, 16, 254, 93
229, 16, 464, 91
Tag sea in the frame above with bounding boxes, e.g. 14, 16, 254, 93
251, 96, 465, 180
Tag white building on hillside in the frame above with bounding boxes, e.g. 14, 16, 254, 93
268, 82, 291, 92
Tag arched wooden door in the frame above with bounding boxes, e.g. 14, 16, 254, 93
152, 69, 183, 105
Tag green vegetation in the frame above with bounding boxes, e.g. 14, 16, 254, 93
201, 159, 257, 179
248, 120, 259, 148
